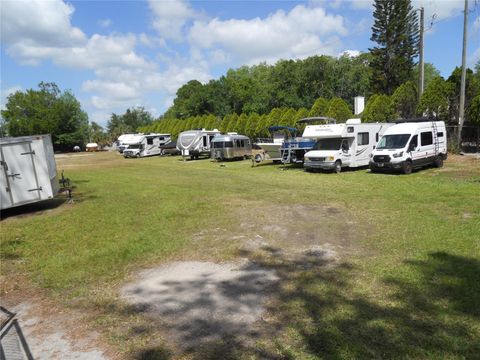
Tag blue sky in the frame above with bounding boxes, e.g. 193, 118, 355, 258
1, 0, 479, 126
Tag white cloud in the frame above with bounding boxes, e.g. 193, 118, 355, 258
148, 0, 196, 41
473, 16, 480, 32
340, 49, 361, 57
1, 85, 23, 109
189, 5, 347, 65
468, 47, 480, 68
98, 19, 113, 28
1, 0, 86, 47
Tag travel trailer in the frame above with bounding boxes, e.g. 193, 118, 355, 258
86, 142, 98, 152
211, 134, 252, 160
122, 133, 171, 158
1, 134, 59, 210
369, 119, 447, 174
303, 119, 393, 173
255, 126, 298, 162
280, 117, 336, 164
177, 129, 221, 159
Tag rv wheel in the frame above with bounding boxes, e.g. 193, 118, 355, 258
434, 155, 444, 168
136, 153, 141, 158
402, 160, 412, 175
334, 161, 342, 174
160, 149, 165, 156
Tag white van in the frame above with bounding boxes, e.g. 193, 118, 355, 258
369, 120, 447, 174
303, 119, 393, 173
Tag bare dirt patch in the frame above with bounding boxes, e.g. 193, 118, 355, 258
194, 201, 365, 259
0, 278, 114, 359
121, 260, 279, 351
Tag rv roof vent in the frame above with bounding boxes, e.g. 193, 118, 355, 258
346, 118, 361, 125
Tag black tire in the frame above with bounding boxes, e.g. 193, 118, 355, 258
402, 160, 413, 175
305, 167, 312, 173
369, 165, 378, 173
434, 155, 444, 168
160, 149, 165, 156
334, 160, 342, 174
136, 153, 141, 158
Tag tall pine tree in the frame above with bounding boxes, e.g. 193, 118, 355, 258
370, 0, 419, 95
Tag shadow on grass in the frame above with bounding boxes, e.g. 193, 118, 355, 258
0, 198, 66, 221
122, 249, 479, 359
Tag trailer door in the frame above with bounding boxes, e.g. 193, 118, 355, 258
0, 150, 13, 209
1, 142, 41, 206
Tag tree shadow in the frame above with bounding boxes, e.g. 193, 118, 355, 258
122, 249, 480, 359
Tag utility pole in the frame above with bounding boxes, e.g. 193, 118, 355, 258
457, 0, 468, 147
418, 7, 424, 101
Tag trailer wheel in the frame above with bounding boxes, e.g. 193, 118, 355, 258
402, 160, 413, 175
334, 160, 342, 174
434, 155, 444, 168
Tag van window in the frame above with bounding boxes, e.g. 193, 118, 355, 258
358, 132, 369, 145
421, 132, 433, 146
409, 135, 418, 150
376, 133, 379, 142
147, 138, 154, 145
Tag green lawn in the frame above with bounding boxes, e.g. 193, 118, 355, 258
1, 152, 479, 359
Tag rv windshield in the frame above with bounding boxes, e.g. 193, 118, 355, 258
313, 138, 343, 151
376, 134, 410, 150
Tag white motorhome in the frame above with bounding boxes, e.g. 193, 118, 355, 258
122, 133, 171, 158
116, 133, 137, 153
303, 119, 393, 173
369, 120, 447, 174
1, 134, 59, 210
177, 129, 221, 159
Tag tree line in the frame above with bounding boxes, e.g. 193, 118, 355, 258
2, 0, 479, 150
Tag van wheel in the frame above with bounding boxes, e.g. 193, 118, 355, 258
136, 153, 141, 158
434, 155, 444, 168
369, 165, 378, 173
334, 161, 342, 174
402, 160, 413, 175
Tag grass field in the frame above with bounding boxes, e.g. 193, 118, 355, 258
1, 152, 479, 359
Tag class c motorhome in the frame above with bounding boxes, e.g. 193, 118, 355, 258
303, 119, 394, 173
211, 134, 252, 160
177, 129, 221, 160
122, 133, 171, 158
1, 134, 59, 210
369, 119, 447, 174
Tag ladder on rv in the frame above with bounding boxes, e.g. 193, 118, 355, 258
281, 144, 293, 164
432, 120, 439, 157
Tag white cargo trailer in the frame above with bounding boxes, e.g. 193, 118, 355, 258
0, 134, 59, 210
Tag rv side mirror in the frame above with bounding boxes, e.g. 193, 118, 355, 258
408, 144, 415, 152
